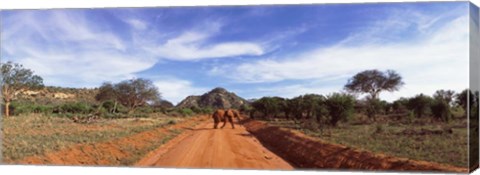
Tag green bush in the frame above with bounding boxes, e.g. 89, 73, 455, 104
200, 107, 214, 114
407, 94, 433, 118
136, 106, 154, 114
101, 100, 116, 112
431, 99, 451, 122
179, 108, 194, 117
365, 98, 383, 121
302, 118, 320, 132
10, 101, 54, 115
325, 93, 355, 126
58, 102, 93, 114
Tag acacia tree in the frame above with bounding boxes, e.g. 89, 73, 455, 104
1, 61, 44, 117
114, 78, 161, 113
344, 69, 404, 99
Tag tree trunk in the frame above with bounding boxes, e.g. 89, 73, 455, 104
5, 101, 10, 117
112, 101, 117, 113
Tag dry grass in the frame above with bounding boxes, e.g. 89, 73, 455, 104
1, 113, 185, 162
265, 116, 469, 168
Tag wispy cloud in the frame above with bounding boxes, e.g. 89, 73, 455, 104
211, 7, 469, 101
125, 18, 148, 30
145, 31, 264, 61
1, 10, 151, 87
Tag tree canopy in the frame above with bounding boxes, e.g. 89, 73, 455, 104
1, 61, 44, 116
344, 69, 404, 99
96, 78, 161, 113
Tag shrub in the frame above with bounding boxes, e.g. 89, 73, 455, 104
407, 94, 433, 118
203, 107, 215, 114
325, 93, 355, 126
302, 118, 320, 132
431, 99, 451, 122
136, 106, 154, 114
10, 101, 54, 115
167, 120, 177, 125
101, 100, 116, 113
58, 102, 93, 114
374, 124, 384, 134
365, 98, 383, 121
392, 98, 409, 115
179, 108, 194, 117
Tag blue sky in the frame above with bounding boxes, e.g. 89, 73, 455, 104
1, 2, 472, 104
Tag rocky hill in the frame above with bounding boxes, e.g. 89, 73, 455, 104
176, 87, 248, 109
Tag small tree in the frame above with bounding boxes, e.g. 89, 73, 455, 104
345, 69, 404, 99
325, 93, 355, 126
302, 94, 325, 120
1, 61, 44, 117
407, 94, 433, 118
365, 97, 383, 121
251, 97, 283, 119
288, 95, 305, 121
114, 78, 161, 114
455, 89, 471, 117
95, 82, 118, 113
392, 97, 409, 114
431, 99, 451, 122
433, 89, 455, 106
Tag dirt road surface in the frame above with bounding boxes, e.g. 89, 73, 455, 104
136, 120, 294, 170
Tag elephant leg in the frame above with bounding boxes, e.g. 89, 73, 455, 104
227, 117, 234, 129
214, 121, 219, 129
220, 119, 227, 129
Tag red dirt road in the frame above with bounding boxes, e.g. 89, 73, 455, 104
135, 121, 293, 170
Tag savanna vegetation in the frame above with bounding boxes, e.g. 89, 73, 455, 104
0, 61, 477, 168
0, 61, 213, 163
242, 69, 476, 167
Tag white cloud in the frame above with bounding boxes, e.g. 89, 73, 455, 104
125, 18, 147, 30
211, 11, 469, 101
145, 31, 264, 61
1, 10, 153, 87
154, 78, 208, 105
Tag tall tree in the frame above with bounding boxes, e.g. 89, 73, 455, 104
1, 61, 44, 117
344, 69, 404, 99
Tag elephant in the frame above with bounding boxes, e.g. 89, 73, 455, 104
212, 109, 226, 129
212, 109, 241, 129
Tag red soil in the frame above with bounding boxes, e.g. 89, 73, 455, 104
17, 116, 208, 166
240, 119, 469, 173
15, 114, 468, 173
135, 120, 293, 170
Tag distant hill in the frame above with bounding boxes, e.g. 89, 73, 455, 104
176, 87, 248, 109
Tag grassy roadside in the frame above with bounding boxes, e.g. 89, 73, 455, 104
264, 116, 468, 168
2, 113, 186, 162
